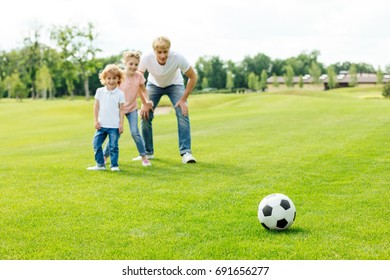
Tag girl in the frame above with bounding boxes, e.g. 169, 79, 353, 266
104, 51, 153, 166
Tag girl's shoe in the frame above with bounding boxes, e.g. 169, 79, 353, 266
133, 155, 154, 161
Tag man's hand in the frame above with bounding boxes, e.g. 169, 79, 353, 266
140, 101, 154, 120
175, 100, 188, 116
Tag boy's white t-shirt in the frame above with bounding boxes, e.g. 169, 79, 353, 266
94, 87, 125, 128
138, 50, 191, 88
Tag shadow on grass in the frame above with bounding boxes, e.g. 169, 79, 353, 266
260, 226, 307, 235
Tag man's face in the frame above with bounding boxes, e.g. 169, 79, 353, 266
154, 46, 169, 65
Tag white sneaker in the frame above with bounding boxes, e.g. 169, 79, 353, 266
182, 152, 196, 164
111, 166, 120, 172
133, 155, 154, 161
87, 166, 106, 171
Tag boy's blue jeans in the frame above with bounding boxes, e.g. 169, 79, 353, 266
141, 83, 192, 156
93, 127, 120, 168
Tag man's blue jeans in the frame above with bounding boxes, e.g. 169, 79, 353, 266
93, 127, 120, 168
141, 83, 192, 156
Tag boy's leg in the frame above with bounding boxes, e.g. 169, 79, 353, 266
166, 85, 192, 155
93, 128, 107, 167
108, 128, 120, 168
141, 84, 163, 156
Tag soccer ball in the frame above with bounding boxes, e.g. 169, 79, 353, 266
258, 193, 296, 230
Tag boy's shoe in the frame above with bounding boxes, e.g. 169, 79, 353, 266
111, 166, 120, 172
87, 166, 106, 171
182, 152, 196, 164
142, 159, 152, 167
133, 155, 154, 161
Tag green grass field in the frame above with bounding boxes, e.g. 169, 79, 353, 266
0, 86, 389, 260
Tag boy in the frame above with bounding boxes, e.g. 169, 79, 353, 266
87, 64, 125, 171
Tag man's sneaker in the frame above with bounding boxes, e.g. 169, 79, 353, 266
87, 165, 106, 171
133, 155, 154, 161
182, 152, 196, 164
142, 159, 152, 167
111, 166, 120, 172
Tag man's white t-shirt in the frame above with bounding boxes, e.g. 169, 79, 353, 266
94, 87, 125, 128
138, 50, 191, 88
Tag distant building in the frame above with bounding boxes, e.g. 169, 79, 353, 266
323, 73, 390, 90
267, 73, 390, 90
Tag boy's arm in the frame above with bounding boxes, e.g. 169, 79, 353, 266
119, 103, 124, 134
93, 100, 101, 129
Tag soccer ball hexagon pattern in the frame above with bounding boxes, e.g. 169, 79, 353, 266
258, 193, 296, 230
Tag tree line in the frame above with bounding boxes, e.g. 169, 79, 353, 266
0, 22, 389, 101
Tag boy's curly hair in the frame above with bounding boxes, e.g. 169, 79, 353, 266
99, 64, 125, 86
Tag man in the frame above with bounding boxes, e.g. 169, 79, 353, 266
138, 36, 198, 164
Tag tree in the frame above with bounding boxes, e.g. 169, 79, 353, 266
298, 75, 304, 88
248, 72, 258, 91
309, 61, 322, 84
349, 64, 358, 87
226, 70, 234, 91
50, 24, 78, 98
259, 70, 268, 92
201, 77, 209, 90
195, 56, 226, 90
382, 82, 390, 99
376, 67, 384, 85
284, 65, 295, 87
73, 22, 101, 100
0, 77, 4, 100
36, 64, 53, 99
242, 53, 271, 76
21, 25, 45, 99
272, 73, 279, 88
4, 72, 28, 101
326, 66, 337, 89
50, 23, 101, 99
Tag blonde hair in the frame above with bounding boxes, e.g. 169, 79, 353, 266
122, 50, 141, 64
99, 64, 125, 86
152, 36, 171, 50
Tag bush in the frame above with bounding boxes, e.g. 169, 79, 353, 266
382, 82, 390, 99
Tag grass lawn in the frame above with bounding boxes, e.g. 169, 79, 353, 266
0, 86, 389, 260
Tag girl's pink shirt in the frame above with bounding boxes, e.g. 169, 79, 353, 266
119, 71, 146, 114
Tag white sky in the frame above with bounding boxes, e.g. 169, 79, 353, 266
2, 0, 390, 69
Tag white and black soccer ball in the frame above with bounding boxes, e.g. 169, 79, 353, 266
258, 193, 296, 230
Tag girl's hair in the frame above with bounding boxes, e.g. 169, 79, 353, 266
152, 36, 171, 50
122, 50, 141, 64
99, 64, 125, 86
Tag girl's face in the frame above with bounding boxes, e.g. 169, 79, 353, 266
105, 73, 119, 91
125, 57, 139, 75
154, 46, 169, 65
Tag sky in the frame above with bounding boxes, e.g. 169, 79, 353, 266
2, 0, 390, 69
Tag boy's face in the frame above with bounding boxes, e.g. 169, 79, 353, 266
105, 73, 119, 91
125, 57, 139, 75
154, 46, 169, 65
